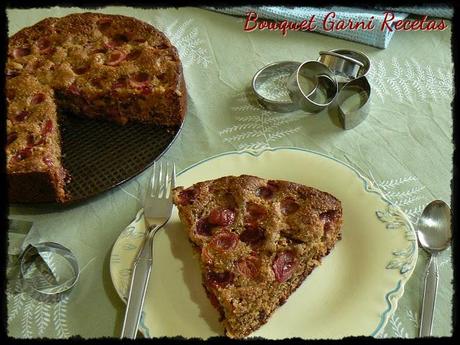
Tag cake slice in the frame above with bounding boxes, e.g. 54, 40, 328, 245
172, 175, 343, 338
6, 74, 68, 203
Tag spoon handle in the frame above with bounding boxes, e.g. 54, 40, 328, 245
419, 254, 439, 337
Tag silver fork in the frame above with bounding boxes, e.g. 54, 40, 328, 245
121, 161, 176, 339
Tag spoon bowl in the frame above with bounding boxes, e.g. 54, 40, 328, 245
416, 199, 451, 337
417, 200, 452, 253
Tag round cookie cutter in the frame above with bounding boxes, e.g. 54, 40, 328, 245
335, 76, 371, 129
318, 50, 364, 83
19, 242, 80, 296
287, 61, 338, 113
252, 61, 301, 112
318, 49, 371, 84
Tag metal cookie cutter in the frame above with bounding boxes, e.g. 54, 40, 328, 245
318, 50, 364, 84
319, 49, 371, 85
335, 76, 371, 129
252, 61, 301, 112
287, 61, 338, 113
19, 242, 80, 296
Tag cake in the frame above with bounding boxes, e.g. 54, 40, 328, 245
172, 175, 343, 338
6, 12, 187, 203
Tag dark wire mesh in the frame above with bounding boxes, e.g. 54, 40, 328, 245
59, 112, 182, 205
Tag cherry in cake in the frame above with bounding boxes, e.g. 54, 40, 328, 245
172, 175, 343, 338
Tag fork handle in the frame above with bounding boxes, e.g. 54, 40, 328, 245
121, 228, 158, 339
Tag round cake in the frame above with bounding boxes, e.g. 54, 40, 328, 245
6, 12, 187, 203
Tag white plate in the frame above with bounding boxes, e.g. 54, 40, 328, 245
110, 147, 417, 339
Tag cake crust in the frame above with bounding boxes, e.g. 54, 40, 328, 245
172, 175, 343, 338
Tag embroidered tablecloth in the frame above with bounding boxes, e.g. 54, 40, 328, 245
7, 6, 453, 339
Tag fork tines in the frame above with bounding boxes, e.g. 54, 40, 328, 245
149, 161, 176, 199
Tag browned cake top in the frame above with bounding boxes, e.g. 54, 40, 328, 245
174, 175, 342, 250
7, 12, 182, 101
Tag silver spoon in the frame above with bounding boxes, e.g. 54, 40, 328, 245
417, 200, 451, 337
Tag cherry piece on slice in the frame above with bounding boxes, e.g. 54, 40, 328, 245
281, 198, 300, 215
33, 120, 54, 146
205, 270, 234, 288
240, 225, 265, 245
272, 251, 297, 283
155, 42, 169, 49
106, 50, 127, 66
208, 208, 235, 227
126, 49, 142, 60
237, 254, 261, 279
200, 246, 213, 265
257, 186, 273, 199
14, 110, 29, 122
107, 34, 129, 48
6, 89, 16, 101
206, 289, 221, 310
111, 77, 128, 90
209, 230, 239, 251
68, 83, 80, 95
30, 93, 46, 105
90, 77, 104, 89
13, 47, 31, 58
37, 37, 52, 53
26, 133, 36, 146
130, 72, 150, 85
13, 147, 33, 161
195, 218, 212, 237
7, 132, 18, 146
320, 210, 338, 232
41, 119, 54, 135
177, 188, 196, 206
42, 156, 54, 168
91, 46, 108, 54
245, 202, 267, 221
133, 38, 147, 44
256, 180, 280, 199
74, 64, 91, 75
139, 85, 152, 95
6, 69, 20, 78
